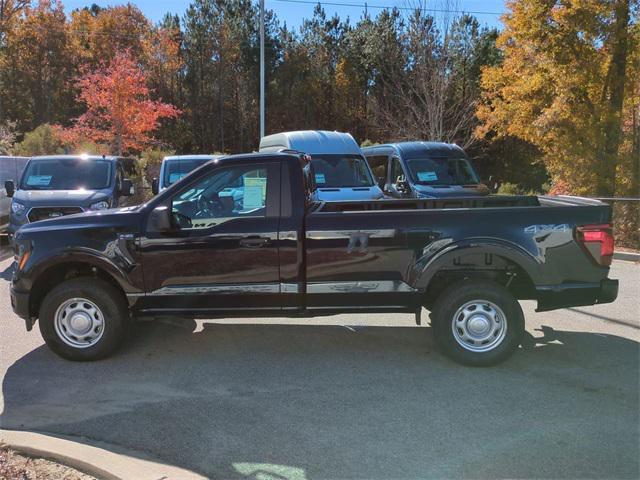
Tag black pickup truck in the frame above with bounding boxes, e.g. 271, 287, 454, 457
10, 153, 618, 365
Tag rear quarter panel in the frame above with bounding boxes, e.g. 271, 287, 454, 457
305, 202, 612, 289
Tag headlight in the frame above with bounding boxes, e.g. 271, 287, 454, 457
11, 201, 26, 215
89, 201, 110, 210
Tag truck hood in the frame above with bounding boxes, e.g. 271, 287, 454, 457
317, 186, 385, 201
16, 206, 140, 235
413, 184, 490, 198
13, 188, 111, 208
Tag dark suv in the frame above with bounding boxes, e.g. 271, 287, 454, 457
5, 155, 135, 239
362, 142, 489, 198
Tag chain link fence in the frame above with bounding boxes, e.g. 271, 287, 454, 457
596, 198, 640, 249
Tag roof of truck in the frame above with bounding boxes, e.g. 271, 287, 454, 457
362, 141, 468, 158
259, 130, 362, 155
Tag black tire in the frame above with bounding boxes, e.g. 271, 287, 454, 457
39, 277, 128, 361
430, 280, 524, 366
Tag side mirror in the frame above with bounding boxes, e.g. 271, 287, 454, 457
395, 175, 410, 193
151, 177, 159, 195
148, 205, 172, 232
121, 179, 134, 196
486, 175, 499, 192
4, 180, 15, 198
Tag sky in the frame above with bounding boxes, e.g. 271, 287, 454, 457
63, 0, 507, 30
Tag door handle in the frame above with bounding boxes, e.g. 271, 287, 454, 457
240, 237, 270, 248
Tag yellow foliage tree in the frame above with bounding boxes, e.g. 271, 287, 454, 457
476, 0, 638, 197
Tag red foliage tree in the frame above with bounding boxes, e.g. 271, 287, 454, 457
61, 51, 180, 154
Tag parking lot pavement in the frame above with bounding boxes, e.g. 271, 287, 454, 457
1, 252, 638, 480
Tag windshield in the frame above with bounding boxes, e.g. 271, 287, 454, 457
405, 157, 480, 186
20, 158, 113, 190
311, 154, 374, 188
163, 158, 210, 188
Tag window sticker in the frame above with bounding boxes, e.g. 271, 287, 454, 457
243, 186, 264, 209
26, 175, 52, 186
169, 173, 186, 184
315, 173, 326, 184
417, 171, 438, 182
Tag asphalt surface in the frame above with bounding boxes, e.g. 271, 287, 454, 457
1, 250, 638, 479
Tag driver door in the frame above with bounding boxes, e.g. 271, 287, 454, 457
138, 161, 282, 314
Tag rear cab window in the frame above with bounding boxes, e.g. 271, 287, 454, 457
163, 158, 210, 188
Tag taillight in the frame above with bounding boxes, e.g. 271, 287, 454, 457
576, 224, 614, 266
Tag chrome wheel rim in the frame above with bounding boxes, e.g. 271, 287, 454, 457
54, 298, 105, 348
452, 300, 507, 352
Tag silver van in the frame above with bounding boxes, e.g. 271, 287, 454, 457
259, 131, 384, 201
5, 155, 134, 239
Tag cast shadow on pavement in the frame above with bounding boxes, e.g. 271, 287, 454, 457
2, 320, 639, 479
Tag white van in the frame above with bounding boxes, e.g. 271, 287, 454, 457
259, 131, 384, 201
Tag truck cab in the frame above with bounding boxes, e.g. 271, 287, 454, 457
362, 142, 489, 198
259, 130, 384, 201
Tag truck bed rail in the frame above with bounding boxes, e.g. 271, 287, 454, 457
315, 195, 540, 213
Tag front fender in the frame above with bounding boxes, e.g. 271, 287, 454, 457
409, 238, 543, 290
19, 244, 142, 295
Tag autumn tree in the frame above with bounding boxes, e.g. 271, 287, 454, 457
0, 120, 16, 153
0, 0, 29, 45
476, 0, 638, 197
61, 51, 180, 155
0, 0, 73, 131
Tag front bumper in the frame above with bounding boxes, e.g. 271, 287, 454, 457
10, 285, 33, 330
536, 279, 619, 312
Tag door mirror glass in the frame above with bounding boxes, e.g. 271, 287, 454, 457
121, 179, 134, 196
151, 177, 159, 195
4, 180, 15, 197
395, 175, 410, 192
486, 175, 499, 192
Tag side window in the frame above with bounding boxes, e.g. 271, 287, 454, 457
367, 155, 388, 180
115, 165, 123, 192
171, 165, 268, 230
391, 158, 405, 183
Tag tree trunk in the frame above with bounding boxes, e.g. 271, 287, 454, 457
599, 0, 630, 197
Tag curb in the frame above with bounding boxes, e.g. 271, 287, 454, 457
0, 429, 207, 480
613, 251, 640, 262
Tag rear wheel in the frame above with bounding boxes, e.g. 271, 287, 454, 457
431, 280, 524, 366
39, 278, 128, 361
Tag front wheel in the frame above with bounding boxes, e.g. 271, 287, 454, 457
431, 280, 524, 366
39, 278, 128, 361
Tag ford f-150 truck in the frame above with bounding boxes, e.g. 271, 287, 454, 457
10, 153, 618, 366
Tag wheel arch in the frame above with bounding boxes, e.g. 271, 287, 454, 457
29, 256, 129, 318
412, 240, 541, 308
